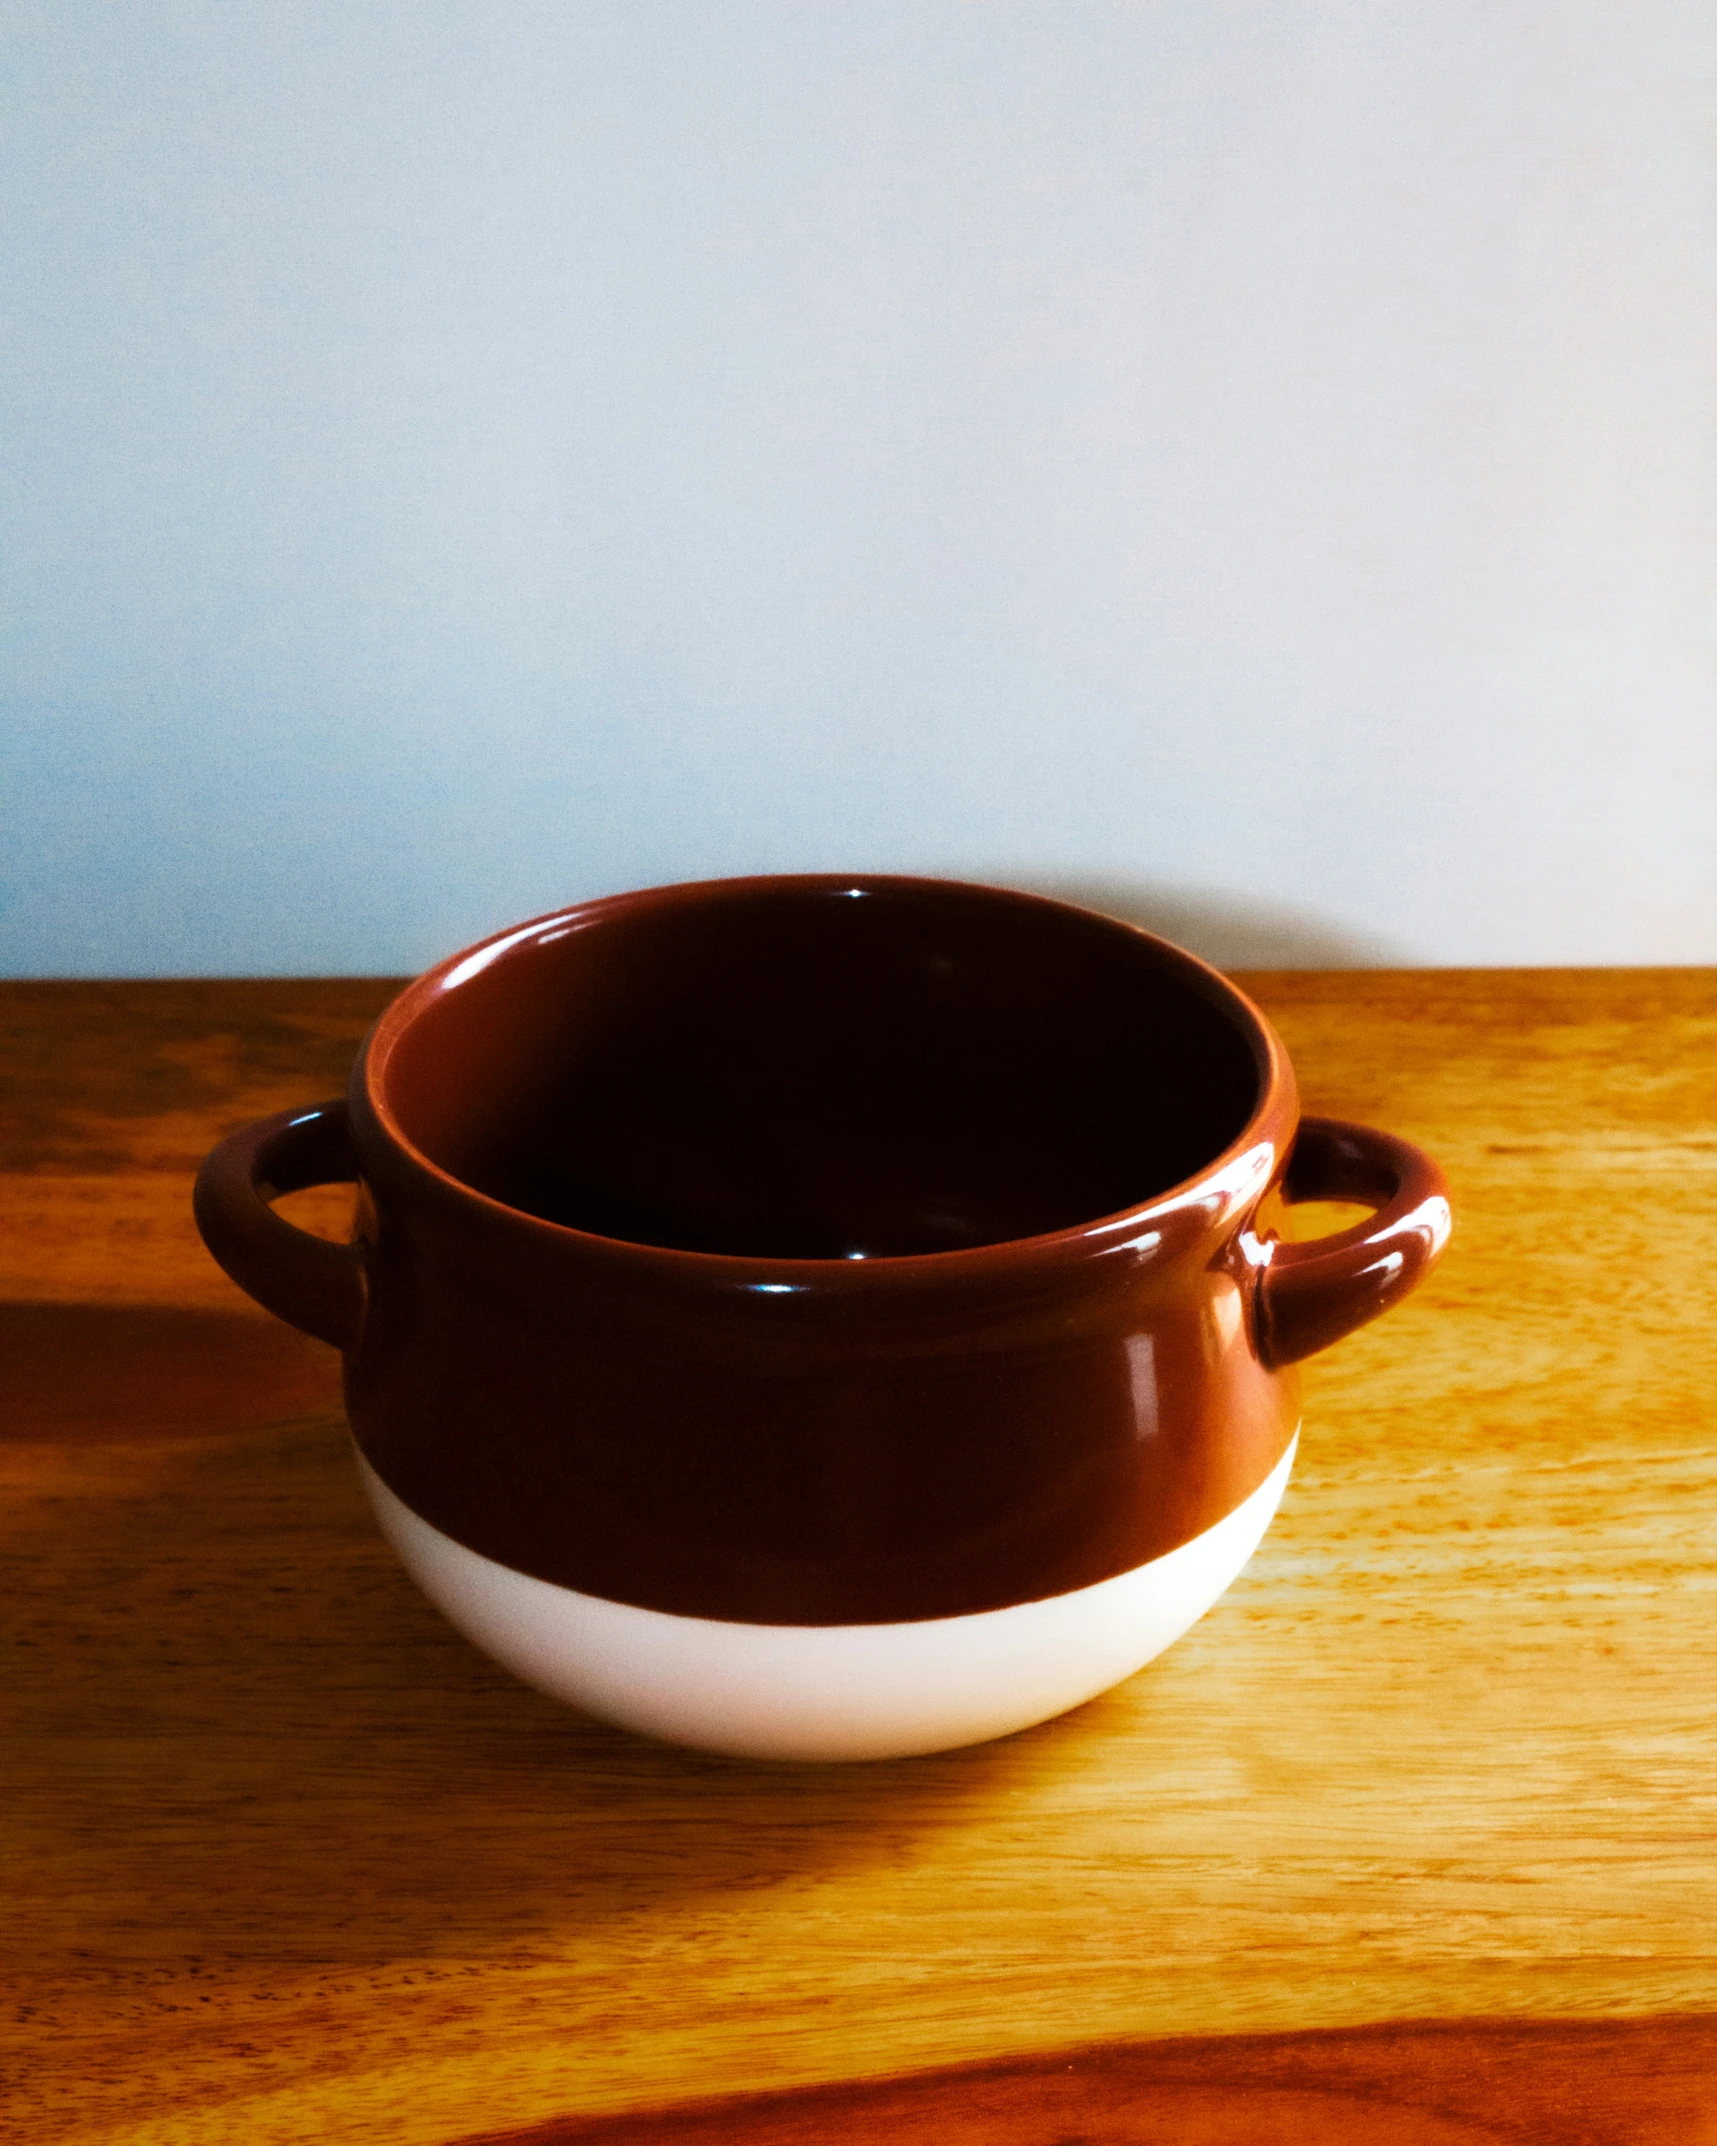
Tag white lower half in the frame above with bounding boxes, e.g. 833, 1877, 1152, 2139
356, 1432, 1298, 1763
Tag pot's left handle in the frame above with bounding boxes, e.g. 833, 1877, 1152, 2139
193, 1100, 367, 1351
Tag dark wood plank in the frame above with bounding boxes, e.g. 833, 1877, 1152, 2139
462, 2015, 1717, 2145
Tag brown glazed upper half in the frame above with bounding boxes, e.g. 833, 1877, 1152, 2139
193, 875, 1452, 1625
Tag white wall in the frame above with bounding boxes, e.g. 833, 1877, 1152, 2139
4, 1, 1713, 974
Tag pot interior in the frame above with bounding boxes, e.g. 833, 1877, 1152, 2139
377, 879, 1263, 1258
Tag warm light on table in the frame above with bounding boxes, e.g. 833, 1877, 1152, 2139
3, 970, 1714, 2143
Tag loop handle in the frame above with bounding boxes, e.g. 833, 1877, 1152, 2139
1256, 1116, 1451, 1368
193, 1100, 367, 1351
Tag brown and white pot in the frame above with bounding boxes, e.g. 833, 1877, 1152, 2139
195, 875, 1451, 1760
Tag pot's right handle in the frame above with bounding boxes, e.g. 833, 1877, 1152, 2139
193, 1100, 367, 1351
1256, 1117, 1451, 1368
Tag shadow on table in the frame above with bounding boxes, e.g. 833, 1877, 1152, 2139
7, 1300, 1114, 1968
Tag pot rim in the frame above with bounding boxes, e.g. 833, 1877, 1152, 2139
349, 872, 1300, 1287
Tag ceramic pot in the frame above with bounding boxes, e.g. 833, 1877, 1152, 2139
195, 875, 1450, 1760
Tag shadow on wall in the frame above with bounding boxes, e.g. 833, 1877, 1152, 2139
1007, 877, 1409, 971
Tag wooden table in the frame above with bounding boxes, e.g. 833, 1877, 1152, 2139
4, 971, 1714, 2143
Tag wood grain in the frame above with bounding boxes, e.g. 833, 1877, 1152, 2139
3, 970, 1714, 2144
